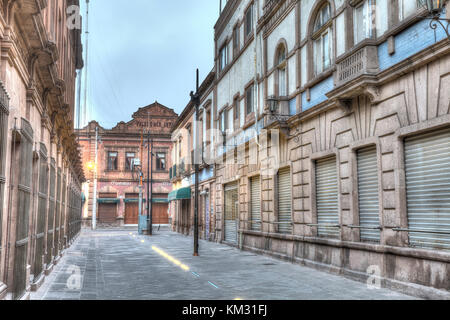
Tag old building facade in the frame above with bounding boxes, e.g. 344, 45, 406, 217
77, 102, 177, 228
170, 72, 216, 240
0, 0, 85, 300
172, 0, 450, 298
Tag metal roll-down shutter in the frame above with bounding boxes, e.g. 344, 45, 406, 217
224, 182, 238, 243
278, 168, 292, 234
250, 176, 261, 231
357, 146, 381, 242
405, 128, 450, 250
316, 157, 339, 238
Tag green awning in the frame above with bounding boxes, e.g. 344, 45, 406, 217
97, 198, 120, 204
168, 187, 191, 201
153, 198, 169, 203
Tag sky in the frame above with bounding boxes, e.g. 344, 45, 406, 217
78, 0, 219, 129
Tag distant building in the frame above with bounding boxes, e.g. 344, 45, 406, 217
169, 71, 216, 239
77, 102, 178, 228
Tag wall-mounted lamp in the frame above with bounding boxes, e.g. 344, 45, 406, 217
267, 96, 279, 114
420, 0, 450, 39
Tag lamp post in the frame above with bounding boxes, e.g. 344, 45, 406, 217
146, 130, 153, 236
190, 69, 201, 257
92, 126, 98, 230
420, 0, 450, 39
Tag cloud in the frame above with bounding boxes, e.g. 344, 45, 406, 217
80, 0, 218, 128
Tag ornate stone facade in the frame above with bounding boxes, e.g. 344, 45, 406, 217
173, 0, 450, 298
77, 102, 177, 228
0, 0, 84, 300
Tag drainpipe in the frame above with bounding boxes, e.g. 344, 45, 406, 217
4, 119, 18, 287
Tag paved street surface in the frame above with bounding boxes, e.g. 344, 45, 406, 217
31, 229, 417, 300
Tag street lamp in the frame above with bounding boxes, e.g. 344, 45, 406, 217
190, 69, 201, 257
267, 95, 279, 114
422, 0, 445, 13
419, 0, 450, 39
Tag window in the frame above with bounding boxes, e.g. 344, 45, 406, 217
315, 157, 339, 238
354, 0, 373, 44
107, 152, 118, 171
156, 152, 166, 171
404, 128, 450, 250
233, 97, 239, 121
224, 108, 230, 131
276, 46, 287, 97
246, 85, 254, 115
125, 152, 135, 171
219, 45, 228, 72
277, 168, 292, 234
357, 146, 381, 242
314, 2, 331, 32
233, 25, 240, 55
250, 176, 261, 231
313, 3, 333, 76
399, 0, 420, 21
245, 3, 253, 38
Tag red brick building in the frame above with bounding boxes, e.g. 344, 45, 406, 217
77, 102, 177, 227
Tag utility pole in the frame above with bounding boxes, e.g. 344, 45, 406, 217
83, 0, 90, 127
92, 126, 98, 230
190, 69, 200, 257
139, 130, 143, 221
146, 130, 153, 236
150, 138, 153, 234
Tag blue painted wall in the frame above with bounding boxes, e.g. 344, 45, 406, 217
378, 12, 448, 71
301, 76, 334, 111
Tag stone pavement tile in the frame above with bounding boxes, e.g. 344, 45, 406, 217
31, 229, 419, 300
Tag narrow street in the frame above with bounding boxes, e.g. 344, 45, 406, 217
31, 229, 416, 300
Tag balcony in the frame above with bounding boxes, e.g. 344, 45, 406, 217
327, 44, 381, 109
335, 45, 379, 88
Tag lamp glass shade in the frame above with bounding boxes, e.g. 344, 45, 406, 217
267, 96, 278, 113
421, 0, 445, 12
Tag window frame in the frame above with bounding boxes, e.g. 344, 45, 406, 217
311, 2, 333, 78
125, 152, 136, 171
219, 44, 228, 72
233, 23, 240, 56
155, 152, 167, 171
275, 45, 288, 97
244, 3, 254, 40
107, 151, 118, 171
398, 0, 420, 21
245, 84, 254, 116
353, 0, 374, 45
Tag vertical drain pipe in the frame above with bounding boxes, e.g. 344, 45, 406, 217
4, 119, 18, 287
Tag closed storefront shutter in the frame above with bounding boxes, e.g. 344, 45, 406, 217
98, 203, 117, 224
316, 157, 340, 238
405, 128, 450, 250
357, 146, 381, 242
224, 182, 238, 243
278, 168, 292, 234
250, 176, 261, 231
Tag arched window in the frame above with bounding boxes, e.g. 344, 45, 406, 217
312, 2, 332, 76
276, 45, 287, 97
